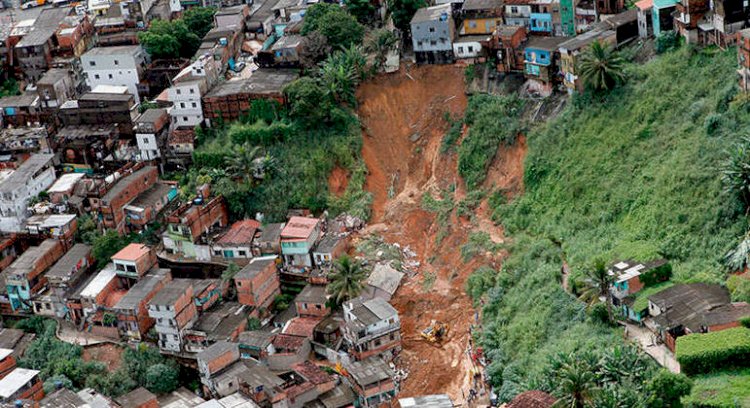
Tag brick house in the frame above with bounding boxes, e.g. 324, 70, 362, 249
343, 297, 401, 361
0, 349, 16, 380
148, 279, 198, 353
113, 268, 171, 342
114, 387, 158, 408
0, 368, 44, 402
32, 243, 93, 319
184, 302, 248, 353
3, 239, 65, 313
344, 357, 397, 408
234, 256, 280, 313
212, 219, 260, 265
162, 187, 229, 262
111, 243, 158, 281
280, 216, 321, 268
94, 165, 159, 233
196, 341, 241, 397
294, 285, 330, 318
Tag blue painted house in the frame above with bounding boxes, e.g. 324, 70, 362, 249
523, 37, 565, 95
652, 0, 678, 36
5, 239, 63, 313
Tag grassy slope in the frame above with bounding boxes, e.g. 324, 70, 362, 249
498, 46, 746, 282
685, 369, 750, 407
477, 47, 750, 402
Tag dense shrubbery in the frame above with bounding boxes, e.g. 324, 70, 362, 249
676, 328, 750, 375
16, 318, 179, 398
458, 94, 525, 189
473, 47, 746, 404
639, 263, 673, 286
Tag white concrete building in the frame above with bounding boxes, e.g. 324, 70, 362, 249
167, 55, 219, 128
0, 154, 56, 233
81, 45, 148, 104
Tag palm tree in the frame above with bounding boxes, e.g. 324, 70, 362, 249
578, 259, 614, 322
578, 41, 626, 92
366, 29, 398, 71
327, 255, 367, 304
553, 360, 597, 408
721, 136, 750, 210
725, 230, 750, 272
227, 143, 265, 185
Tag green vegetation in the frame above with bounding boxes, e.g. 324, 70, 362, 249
301, 4, 365, 51
138, 8, 216, 59
440, 112, 464, 154
17, 318, 179, 398
684, 369, 750, 407
388, 0, 427, 32
327, 255, 367, 304
0, 79, 19, 98
421, 189, 455, 245
458, 94, 525, 190
578, 40, 627, 92
676, 328, 750, 375
631, 281, 675, 312
471, 46, 748, 403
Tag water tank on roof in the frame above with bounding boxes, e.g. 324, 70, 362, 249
219, 37, 228, 46
440, 12, 448, 21
193, 197, 204, 206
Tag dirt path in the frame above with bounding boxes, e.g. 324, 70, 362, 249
357, 64, 525, 402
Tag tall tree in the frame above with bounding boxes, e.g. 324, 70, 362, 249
227, 144, 266, 184
327, 255, 367, 303
301, 3, 364, 50
366, 29, 399, 71
299, 32, 332, 70
345, 0, 376, 24
553, 360, 597, 408
388, 0, 427, 32
578, 259, 614, 322
578, 41, 626, 92
183, 7, 217, 39
721, 136, 750, 211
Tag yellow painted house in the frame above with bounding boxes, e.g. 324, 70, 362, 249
461, 0, 505, 34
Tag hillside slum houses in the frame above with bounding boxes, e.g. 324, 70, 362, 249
406, 0, 750, 94
607, 259, 750, 356
0, 202, 413, 407
0, 147, 408, 406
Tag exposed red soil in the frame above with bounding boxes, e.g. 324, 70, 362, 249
328, 166, 349, 196
357, 64, 525, 403
82, 343, 125, 372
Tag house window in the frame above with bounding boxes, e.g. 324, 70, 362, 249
458, 46, 464, 53
468, 46, 474, 52
142, 138, 148, 144
94, 74, 100, 80
176, 89, 181, 95
108, 74, 113, 79
430, 40, 437, 46
189, 88, 195, 94
180, 102, 186, 108
511, 6, 518, 13
183, 117, 188, 122
89, 61, 96, 66
469, 21, 477, 28
191, 102, 197, 108
238, 250, 247, 256
429, 27, 435, 32
213, 250, 221, 256
114, 59, 119, 65
316, 304, 322, 309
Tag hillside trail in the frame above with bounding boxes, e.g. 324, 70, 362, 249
355, 64, 525, 403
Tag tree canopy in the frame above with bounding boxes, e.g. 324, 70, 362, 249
138, 19, 201, 59
578, 40, 627, 92
301, 4, 364, 50
388, 0, 427, 32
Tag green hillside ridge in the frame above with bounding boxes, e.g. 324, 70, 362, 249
470, 46, 750, 404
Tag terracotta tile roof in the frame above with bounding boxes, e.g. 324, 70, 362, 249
271, 334, 306, 351
507, 391, 557, 408
168, 129, 195, 145
112, 243, 150, 262
634, 0, 653, 9
283, 316, 323, 338
216, 219, 260, 246
292, 361, 333, 385
281, 216, 319, 240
